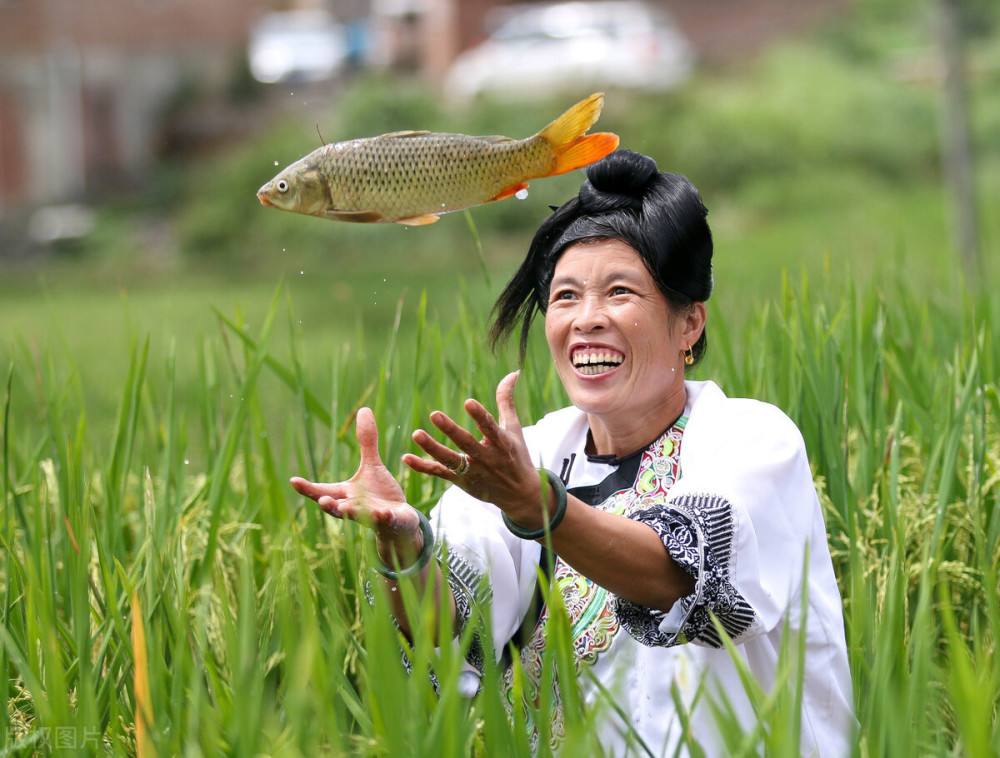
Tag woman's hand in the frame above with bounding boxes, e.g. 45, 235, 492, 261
402, 371, 549, 528
290, 407, 422, 562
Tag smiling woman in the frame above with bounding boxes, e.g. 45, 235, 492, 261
542, 239, 705, 455
291, 150, 854, 756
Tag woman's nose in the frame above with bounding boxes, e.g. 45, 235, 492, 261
573, 297, 608, 332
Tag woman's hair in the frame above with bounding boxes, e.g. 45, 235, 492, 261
489, 150, 714, 364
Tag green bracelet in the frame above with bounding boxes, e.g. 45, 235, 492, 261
502, 469, 568, 540
373, 509, 435, 580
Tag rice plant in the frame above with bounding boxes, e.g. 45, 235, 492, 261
1, 275, 997, 756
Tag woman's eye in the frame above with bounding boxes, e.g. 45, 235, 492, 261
611, 286, 632, 296
553, 290, 576, 301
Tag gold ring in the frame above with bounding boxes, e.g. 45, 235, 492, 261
450, 452, 470, 476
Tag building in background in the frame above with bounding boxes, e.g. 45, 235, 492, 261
0, 0, 270, 214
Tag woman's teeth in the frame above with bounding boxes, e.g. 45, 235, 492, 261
578, 364, 618, 375
572, 350, 624, 375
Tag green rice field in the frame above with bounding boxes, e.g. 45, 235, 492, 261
1, 266, 997, 755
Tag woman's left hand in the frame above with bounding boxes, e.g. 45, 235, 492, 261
402, 371, 547, 527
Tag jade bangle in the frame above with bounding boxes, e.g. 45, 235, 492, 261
502, 469, 568, 540
373, 509, 435, 579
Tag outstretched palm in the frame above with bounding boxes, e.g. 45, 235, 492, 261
290, 407, 420, 542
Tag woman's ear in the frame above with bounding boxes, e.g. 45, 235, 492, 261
682, 302, 707, 347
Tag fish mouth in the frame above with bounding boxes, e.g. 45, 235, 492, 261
257, 188, 274, 207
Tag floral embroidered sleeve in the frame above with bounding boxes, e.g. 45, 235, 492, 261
613, 495, 758, 648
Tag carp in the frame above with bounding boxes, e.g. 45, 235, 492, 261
256, 93, 618, 226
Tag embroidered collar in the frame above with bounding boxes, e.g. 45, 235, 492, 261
584, 410, 686, 466
570, 412, 688, 507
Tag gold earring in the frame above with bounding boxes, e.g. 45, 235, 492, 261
684, 346, 695, 366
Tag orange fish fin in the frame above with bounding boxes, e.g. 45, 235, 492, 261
538, 92, 605, 148
536, 92, 618, 176
326, 210, 385, 223
396, 214, 441, 226
547, 132, 620, 177
491, 181, 529, 202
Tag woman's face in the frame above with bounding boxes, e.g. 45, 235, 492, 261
544, 239, 703, 420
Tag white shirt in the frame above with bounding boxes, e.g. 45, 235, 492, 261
430, 380, 854, 757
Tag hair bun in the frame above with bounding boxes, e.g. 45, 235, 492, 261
578, 150, 658, 212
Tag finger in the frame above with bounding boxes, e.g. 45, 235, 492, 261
326, 496, 372, 527
464, 399, 504, 446
317, 495, 344, 518
496, 371, 522, 432
411, 429, 465, 468
402, 453, 457, 482
370, 504, 416, 533
355, 407, 383, 467
317, 496, 379, 526
290, 477, 350, 502
429, 410, 480, 455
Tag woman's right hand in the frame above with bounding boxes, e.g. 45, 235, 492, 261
290, 407, 423, 563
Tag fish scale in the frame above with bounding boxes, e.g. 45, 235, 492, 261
334, 135, 544, 218
257, 93, 618, 225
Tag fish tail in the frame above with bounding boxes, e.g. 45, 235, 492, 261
536, 92, 620, 177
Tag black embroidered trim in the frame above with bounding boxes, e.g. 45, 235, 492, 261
613, 495, 757, 648
567, 452, 643, 506
442, 548, 489, 676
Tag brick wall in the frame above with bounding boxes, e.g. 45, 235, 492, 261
663, 0, 851, 64
0, 87, 27, 205
0, 0, 270, 53
0, 0, 275, 210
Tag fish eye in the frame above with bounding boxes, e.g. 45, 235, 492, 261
276, 180, 289, 193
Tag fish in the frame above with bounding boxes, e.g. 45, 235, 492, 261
256, 92, 619, 226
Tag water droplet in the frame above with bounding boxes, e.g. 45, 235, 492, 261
281, 247, 286, 253
184, 458, 190, 465
289, 91, 294, 96
273, 160, 279, 166
382, 278, 387, 282
515, 188, 529, 200
390, 586, 397, 592
298, 320, 302, 325
440, 203, 446, 208
300, 270, 304, 275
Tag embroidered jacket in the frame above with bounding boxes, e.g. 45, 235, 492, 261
430, 380, 854, 757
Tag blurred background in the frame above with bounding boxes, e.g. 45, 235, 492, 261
0, 0, 997, 430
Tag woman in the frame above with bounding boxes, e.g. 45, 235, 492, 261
291, 151, 854, 756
